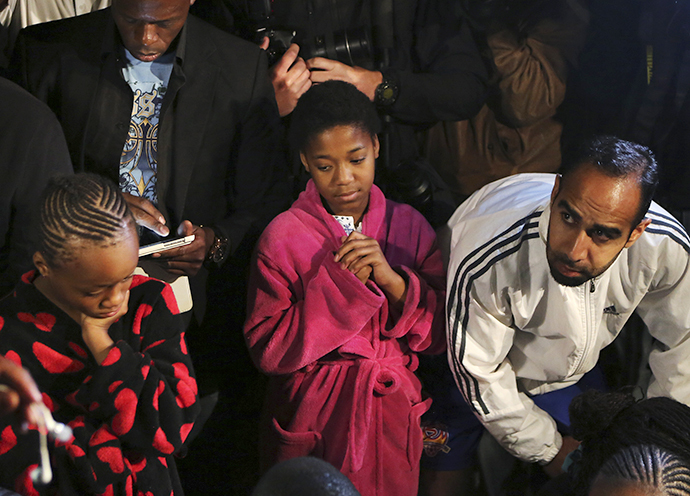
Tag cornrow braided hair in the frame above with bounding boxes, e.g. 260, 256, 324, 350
598, 445, 690, 495
568, 390, 690, 495
38, 173, 134, 266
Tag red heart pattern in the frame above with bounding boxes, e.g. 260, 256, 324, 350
33, 342, 84, 373
0, 426, 16, 455
112, 389, 138, 436
17, 312, 56, 332
152, 428, 174, 454
96, 446, 124, 474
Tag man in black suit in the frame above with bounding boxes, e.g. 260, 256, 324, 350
11, 0, 287, 300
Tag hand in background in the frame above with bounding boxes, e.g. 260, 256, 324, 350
543, 435, 580, 478
0, 357, 42, 425
306, 58, 382, 101
262, 40, 312, 116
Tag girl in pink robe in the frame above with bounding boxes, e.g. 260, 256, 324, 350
244, 81, 445, 495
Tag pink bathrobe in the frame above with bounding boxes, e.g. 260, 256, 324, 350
244, 180, 445, 495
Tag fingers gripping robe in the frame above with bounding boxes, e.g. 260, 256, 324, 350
334, 232, 407, 308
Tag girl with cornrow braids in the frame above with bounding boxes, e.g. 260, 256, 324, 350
0, 174, 199, 496
565, 390, 690, 496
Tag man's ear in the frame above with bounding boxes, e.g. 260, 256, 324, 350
189, 0, 196, 6
33, 252, 50, 277
372, 134, 380, 159
624, 218, 652, 248
551, 174, 561, 204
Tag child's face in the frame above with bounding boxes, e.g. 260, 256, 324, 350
34, 224, 139, 322
301, 125, 379, 222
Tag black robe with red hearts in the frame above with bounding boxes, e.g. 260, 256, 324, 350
0, 272, 200, 496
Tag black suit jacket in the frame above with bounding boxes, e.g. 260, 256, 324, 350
12, 8, 288, 261
0, 76, 72, 295
11, 9, 289, 318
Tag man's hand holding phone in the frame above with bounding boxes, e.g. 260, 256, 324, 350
139, 235, 196, 257
124, 195, 215, 277
150, 221, 215, 277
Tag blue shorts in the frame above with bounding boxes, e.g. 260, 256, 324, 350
420, 367, 606, 471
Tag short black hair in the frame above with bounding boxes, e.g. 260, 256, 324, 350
38, 173, 134, 266
289, 80, 381, 153
560, 136, 658, 227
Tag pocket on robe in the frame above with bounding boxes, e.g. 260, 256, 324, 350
271, 417, 323, 460
407, 398, 432, 469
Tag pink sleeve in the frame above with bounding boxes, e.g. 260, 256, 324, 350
382, 224, 446, 355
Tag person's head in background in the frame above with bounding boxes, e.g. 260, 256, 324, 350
568, 390, 690, 495
32, 174, 138, 324
252, 457, 361, 496
290, 80, 381, 225
588, 444, 690, 496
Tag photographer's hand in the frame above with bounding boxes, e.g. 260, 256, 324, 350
263, 40, 312, 117
306, 58, 382, 101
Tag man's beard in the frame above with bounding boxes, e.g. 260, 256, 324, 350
545, 243, 622, 287
547, 250, 592, 287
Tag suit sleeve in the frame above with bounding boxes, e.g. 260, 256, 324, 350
447, 265, 562, 464
384, 0, 488, 124
383, 216, 446, 355
0, 99, 72, 295
214, 49, 290, 257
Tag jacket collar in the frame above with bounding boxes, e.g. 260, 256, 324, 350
539, 197, 551, 246
295, 180, 388, 248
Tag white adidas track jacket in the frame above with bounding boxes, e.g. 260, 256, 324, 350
446, 173, 690, 464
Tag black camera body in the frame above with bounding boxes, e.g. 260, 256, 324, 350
258, 25, 372, 67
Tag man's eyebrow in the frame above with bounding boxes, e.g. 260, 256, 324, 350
557, 199, 581, 222
590, 224, 622, 239
558, 199, 623, 238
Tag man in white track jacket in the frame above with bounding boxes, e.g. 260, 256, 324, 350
446, 136, 690, 476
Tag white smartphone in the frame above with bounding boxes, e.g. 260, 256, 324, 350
139, 235, 195, 257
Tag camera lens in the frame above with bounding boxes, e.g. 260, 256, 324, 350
304, 28, 372, 66
332, 27, 372, 66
